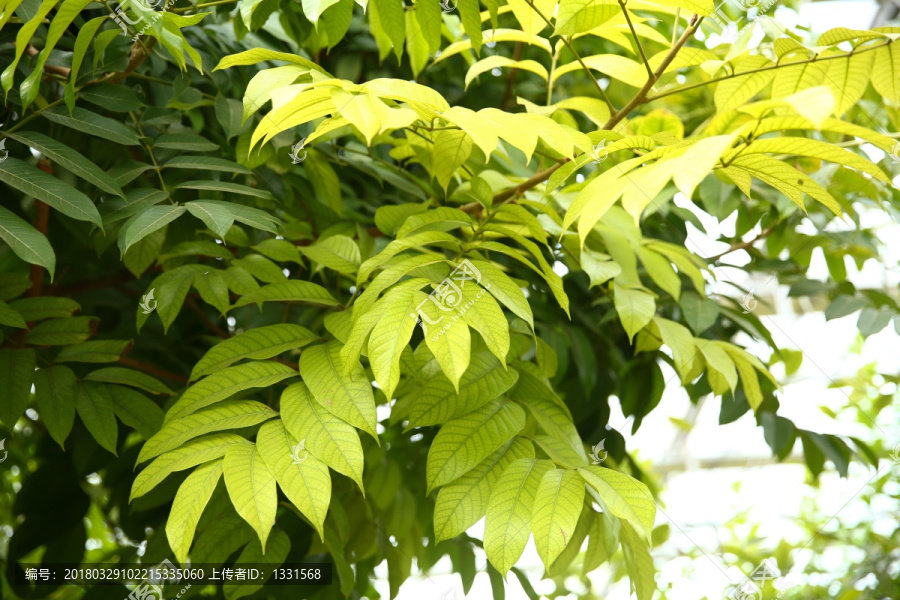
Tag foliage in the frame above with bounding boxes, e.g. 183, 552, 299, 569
1, 0, 899, 597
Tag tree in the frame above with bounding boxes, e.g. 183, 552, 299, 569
0, 0, 897, 598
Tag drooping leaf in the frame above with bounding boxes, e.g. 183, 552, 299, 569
426, 398, 526, 492
0, 348, 36, 427
223, 442, 278, 548
167, 459, 224, 564
75, 381, 118, 454
483, 457, 553, 574
256, 419, 332, 541
299, 341, 378, 439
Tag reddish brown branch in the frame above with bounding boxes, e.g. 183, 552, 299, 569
118, 356, 188, 384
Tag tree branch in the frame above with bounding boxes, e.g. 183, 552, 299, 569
118, 356, 188, 384
708, 225, 776, 261
603, 15, 704, 130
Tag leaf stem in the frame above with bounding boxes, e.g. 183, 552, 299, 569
644, 38, 894, 104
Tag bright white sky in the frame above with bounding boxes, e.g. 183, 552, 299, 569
377, 2, 900, 599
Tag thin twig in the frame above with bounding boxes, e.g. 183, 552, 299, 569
525, 0, 615, 113
709, 225, 776, 261
618, 0, 653, 78
603, 15, 704, 130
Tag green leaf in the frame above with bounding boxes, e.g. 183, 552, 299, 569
131, 433, 251, 501
483, 457, 553, 574
8, 296, 79, 321
155, 133, 219, 152
100, 189, 170, 225
43, 106, 141, 145
257, 419, 331, 541
614, 286, 655, 343
253, 239, 303, 264
65, 17, 105, 111
75, 381, 118, 454
166, 361, 297, 422
223, 442, 278, 548
299, 235, 361, 275
213, 48, 329, 74
433, 129, 473, 190
653, 317, 696, 380
0, 301, 26, 328
56, 340, 131, 363
177, 181, 275, 201
578, 466, 656, 540
6, 132, 124, 197
405, 351, 519, 427
433, 437, 533, 543
185, 201, 236, 238
78, 83, 146, 112
532, 469, 586, 569
167, 459, 224, 564
453, 278, 511, 364
370, 0, 404, 60
679, 292, 719, 334
0, 348, 36, 427
468, 259, 534, 329
1, 0, 59, 96
34, 365, 77, 449
511, 365, 585, 463
191, 324, 316, 381
299, 342, 378, 439
118, 206, 187, 254
215, 95, 249, 141
108, 385, 165, 439
25, 316, 95, 345
583, 512, 617, 573
0, 205, 55, 276
280, 382, 365, 491
554, 0, 618, 37
162, 156, 252, 175
620, 520, 656, 600
419, 290, 472, 390
137, 400, 277, 464
368, 286, 420, 399
426, 397, 526, 493
0, 158, 102, 226
234, 281, 340, 308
